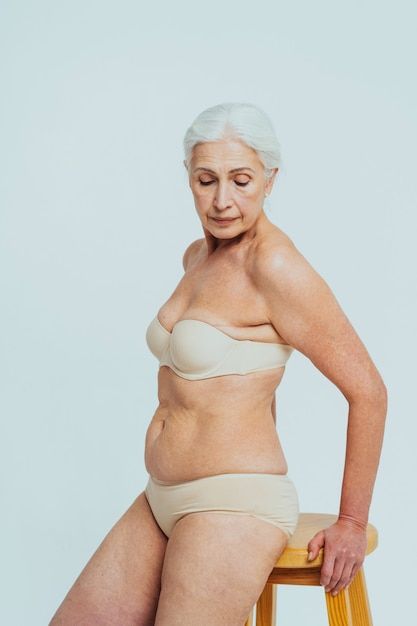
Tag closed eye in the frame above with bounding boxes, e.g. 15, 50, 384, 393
199, 181, 249, 187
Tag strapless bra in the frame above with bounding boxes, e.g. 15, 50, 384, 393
145, 315, 294, 381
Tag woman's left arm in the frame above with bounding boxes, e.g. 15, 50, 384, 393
254, 240, 388, 596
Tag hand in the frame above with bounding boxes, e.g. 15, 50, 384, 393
307, 519, 367, 596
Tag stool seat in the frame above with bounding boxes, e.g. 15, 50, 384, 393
276, 512, 378, 569
245, 512, 378, 626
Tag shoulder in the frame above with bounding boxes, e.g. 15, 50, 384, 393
182, 238, 206, 271
252, 232, 384, 399
252, 230, 319, 294
252, 228, 342, 351
252, 231, 337, 341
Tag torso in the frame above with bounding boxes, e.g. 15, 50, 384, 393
144, 226, 293, 483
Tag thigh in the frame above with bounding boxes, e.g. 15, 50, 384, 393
49, 491, 168, 626
154, 511, 288, 626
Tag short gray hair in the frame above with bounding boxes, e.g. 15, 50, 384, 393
183, 102, 282, 180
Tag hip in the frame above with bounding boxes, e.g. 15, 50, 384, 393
144, 471, 300, 539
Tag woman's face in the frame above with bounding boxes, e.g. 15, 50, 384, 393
187, 138, 277, 241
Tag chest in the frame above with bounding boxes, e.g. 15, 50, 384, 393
157, 257, 284, 344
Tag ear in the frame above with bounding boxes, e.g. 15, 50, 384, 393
266, 167, 279, 194
183, 160, 191, 187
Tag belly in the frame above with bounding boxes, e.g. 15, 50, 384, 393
144, 406, 288, 482
144, 367, 289, 481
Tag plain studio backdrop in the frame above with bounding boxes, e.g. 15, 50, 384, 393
1, 1, 415, 624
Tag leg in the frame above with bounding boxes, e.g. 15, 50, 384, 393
49, 492, 168, 626
244, 608, 254, 626
154, 511, 289, 626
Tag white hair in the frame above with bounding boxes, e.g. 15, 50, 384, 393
183, 102, 283, 181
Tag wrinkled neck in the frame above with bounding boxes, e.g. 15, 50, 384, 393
204, 210, 270, 256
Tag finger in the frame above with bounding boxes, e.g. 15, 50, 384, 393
323, 555, 345, 593
320, 551, 336, 589
308, 531, 325, 560
346, 561, 362, 589
329, 559, 356, 596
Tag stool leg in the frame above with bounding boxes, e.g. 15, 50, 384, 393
255, 582, 276, 626
325, 586, 353, 626
346, 566, 373, 626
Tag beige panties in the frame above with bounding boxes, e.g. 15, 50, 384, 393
145, 472, 300, 539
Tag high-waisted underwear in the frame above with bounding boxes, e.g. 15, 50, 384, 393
144, 472, 300, 539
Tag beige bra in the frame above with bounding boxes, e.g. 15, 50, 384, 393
145, 315, 294, 381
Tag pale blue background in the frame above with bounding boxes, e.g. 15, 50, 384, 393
1, 1, 415, 624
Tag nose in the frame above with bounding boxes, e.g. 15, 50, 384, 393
213, 182, 233, 211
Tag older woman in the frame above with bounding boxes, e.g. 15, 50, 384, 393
50, 102, 387, 626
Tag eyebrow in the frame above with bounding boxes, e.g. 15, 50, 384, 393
193, 167, 255, 174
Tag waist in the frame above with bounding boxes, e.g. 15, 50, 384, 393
153, 410, 278, 447
144, 410, 288, 482
157, 367, 282, 410
152, 403, 276, 428
150, 471, 292, 486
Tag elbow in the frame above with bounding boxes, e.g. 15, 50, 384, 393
374, 378, 388, 406
348, 379, 388, 408
381, 381, 388, 403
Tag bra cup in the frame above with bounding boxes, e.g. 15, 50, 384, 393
145, 318, 170, 360
169, 321, 234, 375
145, 316, 294, 379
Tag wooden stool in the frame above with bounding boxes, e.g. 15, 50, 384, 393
244, 512, 378, 626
